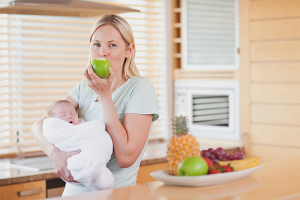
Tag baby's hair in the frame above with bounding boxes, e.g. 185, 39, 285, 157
46, 100, 74, 117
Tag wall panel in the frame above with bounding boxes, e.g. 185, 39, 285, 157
250, 0, 300, 19
251, 145, 300, 163
251, 40, 300, 62
251, 125, 300, 147
251, 83, 300, 104
250, 18, 300, 40
251, 62, 300, 82
251, 104, 300, 126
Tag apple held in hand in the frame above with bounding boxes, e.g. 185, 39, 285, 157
177, 156, 208, 176
91, 58, 110, 79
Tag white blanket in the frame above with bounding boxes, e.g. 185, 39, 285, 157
43, 118, 114, 191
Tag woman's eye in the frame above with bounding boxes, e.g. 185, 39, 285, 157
109, 44, 116, 47
93, 43, 100, 47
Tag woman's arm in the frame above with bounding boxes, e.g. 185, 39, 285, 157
101, 96, 153, 168
31, 95, 80, 181
84, 65, 153, 168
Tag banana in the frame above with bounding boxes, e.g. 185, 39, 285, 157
218, 157, 260, 171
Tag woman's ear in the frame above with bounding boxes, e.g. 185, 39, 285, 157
125, 43, 134, 58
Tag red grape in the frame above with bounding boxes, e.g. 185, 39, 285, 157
213, 150, 221, 158
202, 150, 210, 158
225, 153, 230, 159
208, 148, 214, 153
209, 154, 215, 160
216, 147, 225, 155
233, 153, 239, 160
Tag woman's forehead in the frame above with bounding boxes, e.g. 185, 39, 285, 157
92, 25, 122, 42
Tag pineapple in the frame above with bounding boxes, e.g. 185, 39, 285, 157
167, 116, 200, 175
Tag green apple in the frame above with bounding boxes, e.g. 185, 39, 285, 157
91, 58, 110, 79
177, 156, 208, 176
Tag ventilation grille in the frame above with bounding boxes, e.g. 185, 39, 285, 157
192, 95, 229, 127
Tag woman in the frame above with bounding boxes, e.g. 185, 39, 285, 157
31, 14, 159, 196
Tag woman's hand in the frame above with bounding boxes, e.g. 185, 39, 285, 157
50, 146, 80, 182
83, 62, 115, 99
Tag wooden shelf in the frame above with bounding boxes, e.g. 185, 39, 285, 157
173, 8, 182, 13
173, 38, 182, 43
173, 23, 181, 28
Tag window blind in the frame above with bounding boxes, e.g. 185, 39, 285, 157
182, 0, 239, 70
0, 0, 167, 157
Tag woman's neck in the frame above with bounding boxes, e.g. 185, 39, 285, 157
111, 74, 127, 93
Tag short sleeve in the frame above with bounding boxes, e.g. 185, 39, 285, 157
124, 79, 159, 122
68, 82, 81, 104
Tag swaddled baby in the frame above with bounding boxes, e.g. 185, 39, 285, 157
43, 100, 114, 191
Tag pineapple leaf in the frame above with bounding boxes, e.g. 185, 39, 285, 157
172, 115, 189, 135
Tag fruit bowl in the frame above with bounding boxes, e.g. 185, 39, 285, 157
150, 164, 261, 187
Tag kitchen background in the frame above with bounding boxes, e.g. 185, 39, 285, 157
0, 0, 299, 164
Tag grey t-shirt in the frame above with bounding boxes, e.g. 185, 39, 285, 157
62, 77, 159, 197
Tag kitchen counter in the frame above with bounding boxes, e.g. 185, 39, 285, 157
48, 157, 300, 200
0, 140, 168, 186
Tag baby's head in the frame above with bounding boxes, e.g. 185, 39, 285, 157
46, 100, 80, 125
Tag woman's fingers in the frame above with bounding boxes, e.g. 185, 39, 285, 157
107, 67, 115, 81
51, 148, 79, 182
68, 150, 81, 157
83, 64, 93, 83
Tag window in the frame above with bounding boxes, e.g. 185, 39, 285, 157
0, 0, 168, 157
182, 0, 240, 70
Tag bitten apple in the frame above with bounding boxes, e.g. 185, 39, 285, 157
177, 156, 208, 176
91, 58, 110, 79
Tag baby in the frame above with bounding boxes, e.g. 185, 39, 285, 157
46, 100, 82, 125
43, 100, 114, 191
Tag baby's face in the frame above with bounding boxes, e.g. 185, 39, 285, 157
51, 103, 80, 125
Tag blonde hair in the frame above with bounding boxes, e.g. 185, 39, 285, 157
46, 100, 73, 117
89, 14, 140, 79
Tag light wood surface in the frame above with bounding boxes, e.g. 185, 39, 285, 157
251, 40, 300, 61
250, 18, 300, 40
250, 0, 300, 19
0, 180, 46, 200
251, 147, 300, 162
47, 157, 300, 200
251, 124, 300, 147
251, 83, 300, 104
251, 62, 300, 82
137, 162, 167, 184
249, 0, 300, 162
239, 0, 251, 157
251, 104, 300, 125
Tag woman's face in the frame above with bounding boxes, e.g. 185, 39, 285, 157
90, 25, 132, 75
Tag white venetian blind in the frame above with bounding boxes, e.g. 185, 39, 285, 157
0, 0, 167, 157
183, 0, 239, 70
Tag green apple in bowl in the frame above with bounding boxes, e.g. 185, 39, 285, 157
177, 156, 208, 176
91, 58, 110, 79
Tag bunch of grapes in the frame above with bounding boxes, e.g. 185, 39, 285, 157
201, 147, 245, 163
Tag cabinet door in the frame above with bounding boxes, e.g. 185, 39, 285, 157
137, 162, 167, 184
0, 180, 46, 200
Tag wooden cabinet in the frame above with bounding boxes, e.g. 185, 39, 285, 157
0, 180, 46, 200
136, 162, 167, 184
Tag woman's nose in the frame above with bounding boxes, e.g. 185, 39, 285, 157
99, 47, 108, 57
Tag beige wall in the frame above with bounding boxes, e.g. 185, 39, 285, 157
171, 0, 300, 162
249, 0, 300, 162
